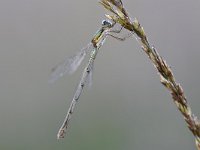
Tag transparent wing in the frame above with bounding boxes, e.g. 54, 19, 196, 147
49, 43, 93, 83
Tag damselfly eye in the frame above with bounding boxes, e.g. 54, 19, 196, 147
102, 20, 112, 27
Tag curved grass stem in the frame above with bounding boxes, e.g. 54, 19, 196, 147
100, 0, 200, 149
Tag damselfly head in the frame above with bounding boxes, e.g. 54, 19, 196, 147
101, 20, 113, 28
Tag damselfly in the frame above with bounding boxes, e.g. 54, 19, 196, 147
50, 20, 131, 139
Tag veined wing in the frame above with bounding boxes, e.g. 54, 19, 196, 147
49, 43, 93, 83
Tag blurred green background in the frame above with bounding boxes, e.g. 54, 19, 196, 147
0, 0, 200, 149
